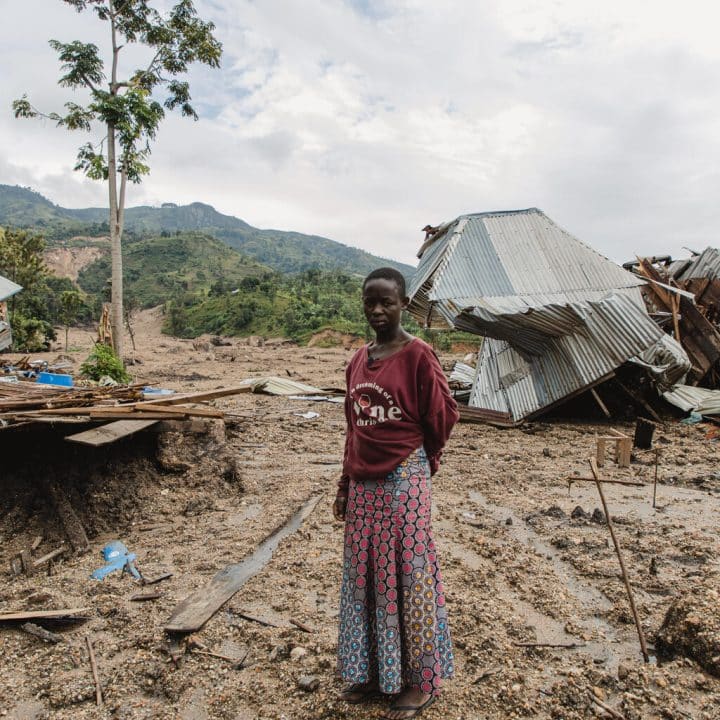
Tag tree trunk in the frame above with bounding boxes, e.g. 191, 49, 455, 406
107, 122, 123, 360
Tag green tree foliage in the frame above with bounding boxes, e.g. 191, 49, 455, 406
77, 231, 269, 308
59, 289, 85, 350
0, 227, 94, 351
0, 228, 55, 350
14, 0, 222, 358
80, 342, 130, 382
162, 270, 369, 340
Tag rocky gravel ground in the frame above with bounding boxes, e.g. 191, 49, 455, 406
1, 312, 719, 719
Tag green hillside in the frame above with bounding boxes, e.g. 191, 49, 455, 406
0, 185, 415, 277
164, 268, 368, 340
77, 231, 270, 309
0, 185, 99, 240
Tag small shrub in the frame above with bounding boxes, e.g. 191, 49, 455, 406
80, 343, 130, 383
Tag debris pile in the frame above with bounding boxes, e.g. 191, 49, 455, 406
408, 208, 690, 425
656, 575, 720, 677
630, 256, 720, 387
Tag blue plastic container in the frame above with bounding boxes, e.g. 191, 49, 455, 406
37, 371, 74, 387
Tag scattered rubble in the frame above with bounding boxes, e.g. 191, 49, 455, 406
0, 314, 719, 719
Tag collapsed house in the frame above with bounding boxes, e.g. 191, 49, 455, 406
0, 274, 22, 351
408, 208, 690, 425
628, 251, 720, 387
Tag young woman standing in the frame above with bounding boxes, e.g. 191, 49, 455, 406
334, 267, 459, 720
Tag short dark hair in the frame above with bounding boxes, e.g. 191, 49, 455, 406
363, 267, 407, 297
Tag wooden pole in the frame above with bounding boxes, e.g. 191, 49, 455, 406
588, 691, 626, 720
86, 636, 103, 706
590, 388, 611, 418
589, 457, 649, 663
653, 448, 659, 509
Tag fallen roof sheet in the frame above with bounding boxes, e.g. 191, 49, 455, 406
237, 376, 326, 396
662, 385, 720, 416
671, 247, 720, 282
408, 208, 690, 423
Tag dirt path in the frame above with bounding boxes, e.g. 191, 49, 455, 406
0, 312, 719, 719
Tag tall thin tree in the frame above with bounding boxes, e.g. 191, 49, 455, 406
14, 0, 222, 359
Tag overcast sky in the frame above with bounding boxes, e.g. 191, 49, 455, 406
1, 0, 719, 267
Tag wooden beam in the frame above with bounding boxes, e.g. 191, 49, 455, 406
0, 608, 90, 622
567, 476, 646, 487
590, 388, 611, 418
65, 419, 159, 447
143, 386, 253, 406
165, 494, 322, 634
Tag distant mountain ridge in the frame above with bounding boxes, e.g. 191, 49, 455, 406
0, 184, 415, 277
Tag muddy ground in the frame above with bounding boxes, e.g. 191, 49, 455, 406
1, 308, 719, 720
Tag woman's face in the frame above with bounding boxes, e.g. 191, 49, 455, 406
362, 278, 408, 334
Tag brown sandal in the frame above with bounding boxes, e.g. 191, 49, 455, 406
338, 682, 381, 704
384, 695, 436, 719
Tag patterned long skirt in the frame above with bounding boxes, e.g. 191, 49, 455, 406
337, 447, 454, 696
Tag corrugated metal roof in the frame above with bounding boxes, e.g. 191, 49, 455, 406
672, 247, 720, 281
409, 208, 643, 308
408, 208, 690, 422
467, 293, 674, 421
237, 376, 325, 395
0, 275, 22, 302
663, 385, 720, 415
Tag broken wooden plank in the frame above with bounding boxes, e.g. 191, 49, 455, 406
590, 388, 611, 419
142, 572, 173, 586
228, 611, 280, 628
457, 405, 517, 427
130, 404, 224, 418
165, 494, 322, 634
616, 437, 632, 468
65, 419, 159, 446
12, 545, 68, 575
11, 549, 34, 576
0, 608, 90, 623
567, 477, 646, 488
33, 546, 68, 567
143, 386, 253, 406
86, 411, 189, 421
614, 380, 663, 423
20, 622, 64, 643
289, 617, 314, 634
130, 592, 161, 602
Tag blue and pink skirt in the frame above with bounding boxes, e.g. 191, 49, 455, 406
337, 447, 454, 696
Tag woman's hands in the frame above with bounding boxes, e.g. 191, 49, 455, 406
333, 490, 348, 521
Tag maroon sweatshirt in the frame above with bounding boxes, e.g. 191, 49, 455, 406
339, 338, 459, 489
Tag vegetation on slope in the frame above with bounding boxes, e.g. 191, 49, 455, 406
77, 231, 270, 309
0, 185, 415, 277
0, 226, 94, 350
163, 269, 368, 340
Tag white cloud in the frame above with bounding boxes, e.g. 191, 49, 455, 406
1, 0, 720, 266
